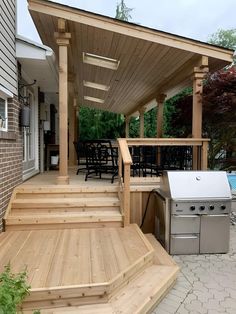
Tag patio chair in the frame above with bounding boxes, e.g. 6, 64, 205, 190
142, 146, 162, 177
84, 140, 118, 183
73, 141, 87, 174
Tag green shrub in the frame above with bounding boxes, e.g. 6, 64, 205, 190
0, 264, 30, 314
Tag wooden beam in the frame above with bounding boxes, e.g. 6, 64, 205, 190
68, 98, 77, 166
192, 59, 209, 170
156, 94, 166, 138
58, 18, 66, 32
125, 115, 130, 138
139, 107, 145, 138
28, 0, 233, 62
55, 27, 70, 184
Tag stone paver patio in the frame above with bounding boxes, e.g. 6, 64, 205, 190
153, 213, 236, 314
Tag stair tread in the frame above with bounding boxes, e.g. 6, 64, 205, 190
13, 197, 119, 203
8, 210, 122, 218
12, 197, 120, 209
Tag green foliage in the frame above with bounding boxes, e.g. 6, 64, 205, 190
79, 107, 125, 140
208, 28, 236, 64
164, 87, 192, 137
208, 28, 236, 50
115, 0, 133, 21
0, 264, 30, 314
144, 108, 157, 137
129, 116, 139, 137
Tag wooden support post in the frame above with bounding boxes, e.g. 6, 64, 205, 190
156, 94, 166, 138
76, 105, 80, 140
192, 72, 205, 170
201, 141, 208, 170
68, 98, 77, 166
125, 115, 130, 138
139, 107, 145, 138
192, 56, 209, 170
118, 147, 122, 178
55, 19, 71, 184
123, 163, 131, 226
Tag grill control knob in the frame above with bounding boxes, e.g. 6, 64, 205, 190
209, 205, 214, 210
200, 205, 205, 211
221, 205, 226, 210
190, 205, 195, 211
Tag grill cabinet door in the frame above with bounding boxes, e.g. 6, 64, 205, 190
170, 234, 199, 255
171, 215, 200, 234
200, 215, 230, 254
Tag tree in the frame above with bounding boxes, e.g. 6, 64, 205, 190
164, 67, 236, 169
208, 28, 236, 64
115, 0, 133, 21
208, 28, 236, 50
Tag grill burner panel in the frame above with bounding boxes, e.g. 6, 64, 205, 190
171, 200, 231, 215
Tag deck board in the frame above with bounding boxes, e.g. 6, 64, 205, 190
0, 226, 150, 290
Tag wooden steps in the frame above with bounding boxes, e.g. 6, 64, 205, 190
22, 229, 178, 314
4, 186, 123, 230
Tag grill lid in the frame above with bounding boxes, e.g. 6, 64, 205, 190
163, 171, 232, 200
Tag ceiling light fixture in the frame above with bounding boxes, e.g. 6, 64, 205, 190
84, 96, 105, 104
83, 80, 110, 91
83, 52, 120, 70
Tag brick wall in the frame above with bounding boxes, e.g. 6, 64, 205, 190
0, 96, 22, 231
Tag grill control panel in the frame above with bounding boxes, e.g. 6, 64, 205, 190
171, 200, 231, 215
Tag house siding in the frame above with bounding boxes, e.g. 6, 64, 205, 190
0, 0, 22, 231
0, 96, 23, 231
0, 0, 18, 95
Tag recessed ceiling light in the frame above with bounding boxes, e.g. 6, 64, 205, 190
84, 96, 105, 104
83, 81, 110, 91
83, 52, 120, 70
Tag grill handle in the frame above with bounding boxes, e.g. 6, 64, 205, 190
203, 214, 229, 217
172, 215, 199, 218
171, 235, 199, 240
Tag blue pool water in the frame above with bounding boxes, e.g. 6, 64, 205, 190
227, 174, 236, 190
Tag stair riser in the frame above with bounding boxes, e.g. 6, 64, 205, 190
6, 221, 123, 231
16, 192, 118, 199
12, 202, 120, 209
11, 206, 120, 214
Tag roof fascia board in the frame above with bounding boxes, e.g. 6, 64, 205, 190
28, 0, 233, 62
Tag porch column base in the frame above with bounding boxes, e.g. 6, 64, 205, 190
57, 176, 70, 185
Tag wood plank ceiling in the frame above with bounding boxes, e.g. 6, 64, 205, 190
29, 1, 233, 115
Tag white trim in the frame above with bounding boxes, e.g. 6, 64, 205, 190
0, 93, 8, 131
0, 85, 13, 98
23, 169, 40, 181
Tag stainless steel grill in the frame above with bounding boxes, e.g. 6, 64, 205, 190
154, 171, 232, 254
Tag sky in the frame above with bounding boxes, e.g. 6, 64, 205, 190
17, 0, 235, 45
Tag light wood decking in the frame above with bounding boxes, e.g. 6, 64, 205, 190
4, 184, 123, 230
0, 224, 179, 312
1, 173, 179, 313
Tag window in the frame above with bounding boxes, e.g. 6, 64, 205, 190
0, 95, 7, 131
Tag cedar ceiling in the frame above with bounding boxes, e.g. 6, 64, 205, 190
28, 0, 234, 115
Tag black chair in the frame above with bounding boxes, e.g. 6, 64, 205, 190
84, 140, 118, 183
73, 141, 87, 175
142, 146, 162, 177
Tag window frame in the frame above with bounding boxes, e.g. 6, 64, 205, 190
0, 93, 8, 132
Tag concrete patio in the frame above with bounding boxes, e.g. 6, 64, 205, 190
153, 212, 236, 314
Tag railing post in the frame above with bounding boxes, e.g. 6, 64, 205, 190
118, 147, 122, 178
123, 163, 131, 226
201, 141, 208, 170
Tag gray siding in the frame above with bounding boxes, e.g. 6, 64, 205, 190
0, 0, 17, 95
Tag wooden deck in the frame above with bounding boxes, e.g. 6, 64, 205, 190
0, 225, 178, 312
1, 170, 179, 313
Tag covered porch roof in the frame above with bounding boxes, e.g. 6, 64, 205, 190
28, 0, 233, 116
